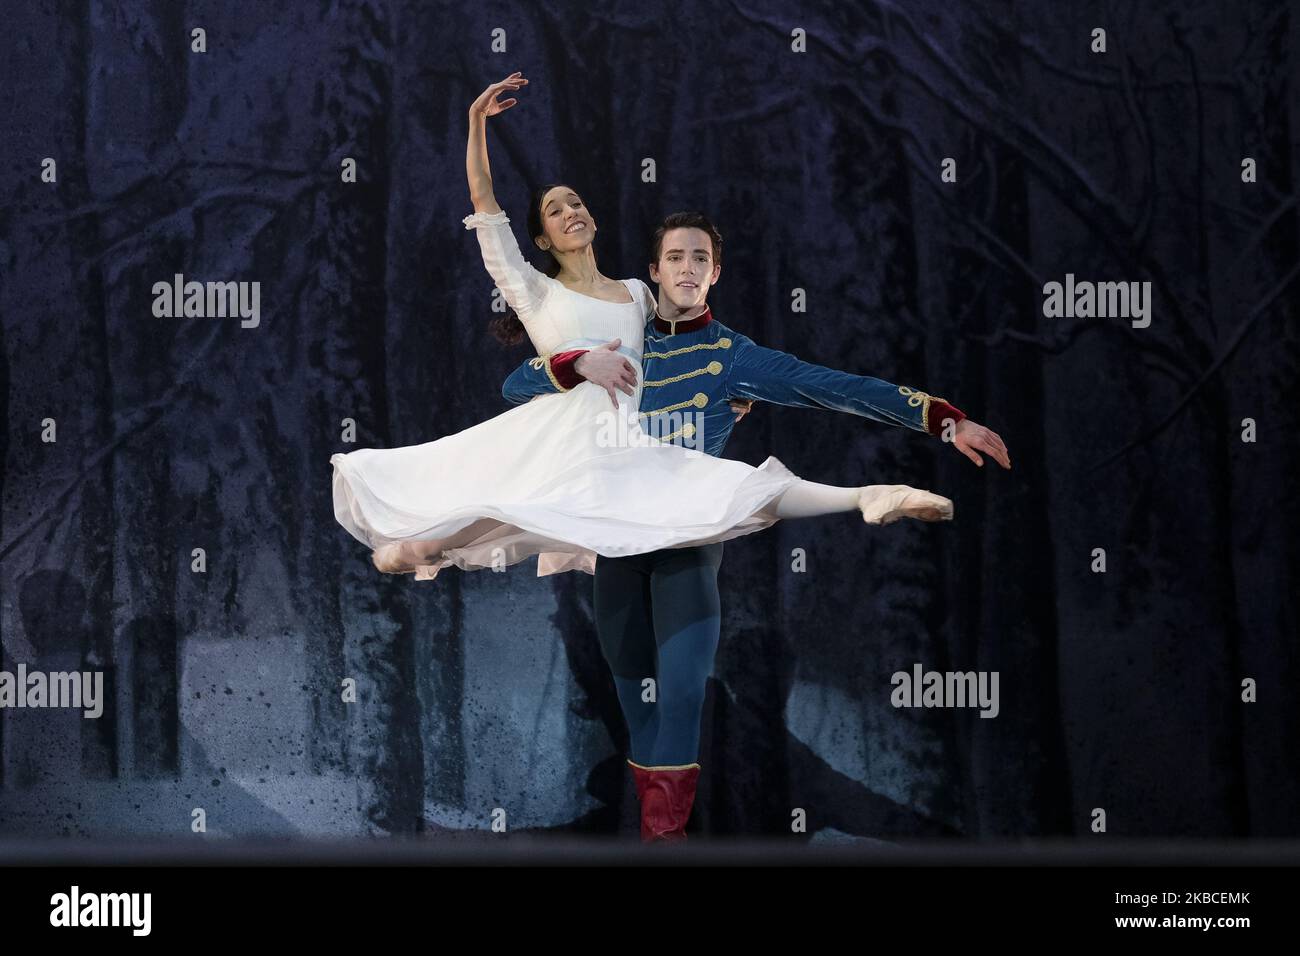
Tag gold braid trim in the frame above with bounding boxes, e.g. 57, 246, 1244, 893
627, 759, 701, 771
643, 337, 732, 360
659, 422, 697, 443
643, 361, 724, 389
898, 385, 953, 434
538, 353, 570, 393
639, 392, 709, 418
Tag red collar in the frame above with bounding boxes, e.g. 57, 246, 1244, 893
652, 305, 713, 335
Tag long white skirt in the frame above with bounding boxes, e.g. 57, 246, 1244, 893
330, 380, 800, 580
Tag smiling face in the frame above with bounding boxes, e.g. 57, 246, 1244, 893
534, 186, 596, 254
649, 227, 722, 310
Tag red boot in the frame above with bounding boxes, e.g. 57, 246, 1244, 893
628, 759, 701, 843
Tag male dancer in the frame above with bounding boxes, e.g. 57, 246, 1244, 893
502, 212, 1011, 842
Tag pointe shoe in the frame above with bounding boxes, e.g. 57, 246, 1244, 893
858, 484, 954, 525
371, 542, 418, 574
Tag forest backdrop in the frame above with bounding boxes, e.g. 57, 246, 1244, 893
0, 0, 1296, 840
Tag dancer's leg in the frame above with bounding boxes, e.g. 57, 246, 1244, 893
372, 518, 501, 572
768, 479, 954, 524
768, 480, 860, 518
645, 543, 724, 767
592, 554, 661, 765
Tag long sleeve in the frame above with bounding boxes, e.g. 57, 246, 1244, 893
726, 334, 966, 436
501, 350, 588, 404
463, 209, 553, 319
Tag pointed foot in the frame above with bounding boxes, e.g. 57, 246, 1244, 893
858, 485, 954, 525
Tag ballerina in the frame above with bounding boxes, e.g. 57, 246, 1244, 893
330, 71, 953, 581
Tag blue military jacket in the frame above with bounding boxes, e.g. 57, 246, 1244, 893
502, 305, 960, 458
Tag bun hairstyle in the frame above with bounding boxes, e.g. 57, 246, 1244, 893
489, 182, 595, 346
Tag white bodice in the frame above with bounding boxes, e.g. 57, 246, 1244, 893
463, 209, 653, 360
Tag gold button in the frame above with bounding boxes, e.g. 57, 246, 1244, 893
719, 337, 732, 348
693, 392, 708, 408
707, 361, 723, 374
682, 423, 696, 437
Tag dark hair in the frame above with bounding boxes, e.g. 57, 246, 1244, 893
489, 182, 591, 346
649, 211, 723, 269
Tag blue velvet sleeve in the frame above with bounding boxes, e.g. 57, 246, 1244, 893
725, 334, 932, 433
502, 357, 563, 405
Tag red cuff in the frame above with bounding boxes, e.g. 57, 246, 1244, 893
927, 400, 966, 436
550, 350, 588, 390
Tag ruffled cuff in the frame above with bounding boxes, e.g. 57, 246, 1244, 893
463, 209, 511, 229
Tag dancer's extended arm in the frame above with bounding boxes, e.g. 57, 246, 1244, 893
506, 333, 959, 430
463, 72, 552, 324
506, 331, 1008, 465
726, 334, 958, 433
466, 72, 526, 214
726, 334, 1010, 467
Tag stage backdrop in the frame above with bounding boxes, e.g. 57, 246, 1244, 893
0, 0, 1296, 841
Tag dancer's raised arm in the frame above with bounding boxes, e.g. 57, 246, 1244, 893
462, 72, 552, 326
466, 72, 526, 214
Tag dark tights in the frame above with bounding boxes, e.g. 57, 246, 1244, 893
592, 543, 724, 767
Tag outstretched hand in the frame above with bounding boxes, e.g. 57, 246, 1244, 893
950, 418, 1011, 469
470, 71, 528, 117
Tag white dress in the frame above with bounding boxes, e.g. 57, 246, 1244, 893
329, 208, 800, 580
